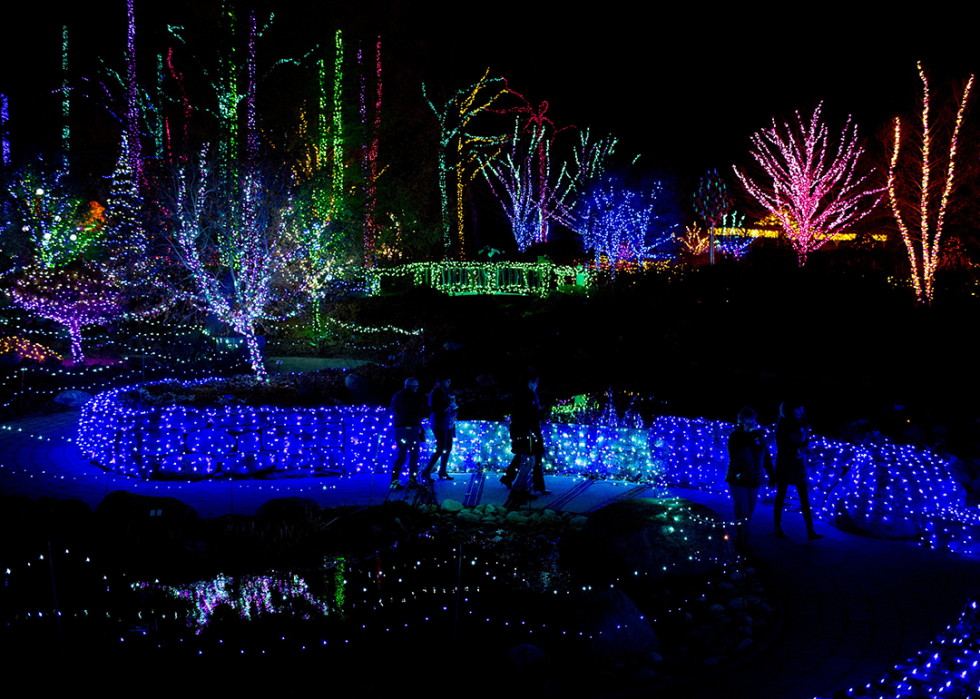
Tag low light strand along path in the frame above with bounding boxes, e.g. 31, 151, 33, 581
2, 411, 979, 699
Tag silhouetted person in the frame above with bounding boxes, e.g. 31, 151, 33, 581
774, 400, 823, 541
725, 407, 773, 555
502, 369, 549, 507
422, 375, 457, 481
389, 377, 424, 489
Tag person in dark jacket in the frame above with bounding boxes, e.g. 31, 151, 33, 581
389, 377, 425, 489
502, 369, 549, 506
774, 400, 823, 541
421, 376, 457, 481
726, 407, 773, 555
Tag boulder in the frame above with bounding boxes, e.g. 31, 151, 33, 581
566, 499, 732, 584
440, 499, 463, 513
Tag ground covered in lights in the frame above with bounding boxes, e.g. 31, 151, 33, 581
2, 493, 781, 695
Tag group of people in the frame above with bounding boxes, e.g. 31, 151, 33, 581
388, 375, 457, 489
388, 368, 548, 507
725, 400, 823, 555
390, 375, 823, 544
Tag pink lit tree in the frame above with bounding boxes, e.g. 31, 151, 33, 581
733, 103, 883, 265
888, 63, 974, 305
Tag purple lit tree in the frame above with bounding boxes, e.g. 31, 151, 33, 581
733, 103, 883, 266
8, 262, 123, 363
164, 159, 310, 376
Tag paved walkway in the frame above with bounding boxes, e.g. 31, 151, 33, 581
2, 411, 979, 699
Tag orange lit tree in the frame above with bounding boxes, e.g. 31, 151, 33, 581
887, 62, 974, 305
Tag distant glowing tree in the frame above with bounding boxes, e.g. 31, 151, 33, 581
569, 174, 673, 275
8, 262, 123, 363
483, 118, 571, 252
423, 69, 509, 256
692, 168, 734, 264
734, 103, 883, 266
714, 212, 754, 259
165, 160, 310, 376
888, 63, 974, 305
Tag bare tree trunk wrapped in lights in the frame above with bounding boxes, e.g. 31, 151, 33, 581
733, 103, 884, 266
887, 62, 974, 305
165, 160, 311, 376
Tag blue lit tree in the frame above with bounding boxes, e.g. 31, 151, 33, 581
567, 172, 677, 275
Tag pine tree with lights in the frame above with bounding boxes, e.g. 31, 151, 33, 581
103, 133, 147, 280
733, 103, 883, 266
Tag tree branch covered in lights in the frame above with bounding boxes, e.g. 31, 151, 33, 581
163, 159, 311, 376
733, 103, 883, 266
482, 118, 573, 252
567, 173, 675, 275
888, 63, 974, 305
423, 69, 509, 256
692, 168, 734, 264
5, 163, 102, 269
7, 262, 124, 362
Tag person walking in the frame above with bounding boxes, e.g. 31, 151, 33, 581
725, 407, 773, 555
389, 377, 424, 489
422, 375, 457, 482
502, 369, 549, 506
773, 400, 823, 540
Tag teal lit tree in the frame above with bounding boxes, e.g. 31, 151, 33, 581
692, 168, 734, 265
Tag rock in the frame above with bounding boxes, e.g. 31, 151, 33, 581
643, 651, 663, 666
441, 499, 463, 513
736, 638, 753, 653
506, 512, 529, 523
254, 497, 321, 522
96, 490, 198, 524
566, 499, 732, 585
569, 516, 588, 529
54, 390, 93, 407
561, 587, 658, 662
456, 511, 480, 525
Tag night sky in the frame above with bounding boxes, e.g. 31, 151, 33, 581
3, 1, 979, 212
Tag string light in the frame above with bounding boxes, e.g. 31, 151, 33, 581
365, 260, 594, 297
887, 62, 974, 305
733, 102, 884, 266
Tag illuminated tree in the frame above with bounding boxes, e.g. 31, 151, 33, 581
103, 133, 147, 281
568, 173, 674, 274
734, 103, 883, 266
692, 168, 734, 264
5, 163, 100, 269
423, 69, 509, 256
483, 118, 570, 252
888, 63, 974, 305
8, 262, 123, 363
165, 160, 311, 376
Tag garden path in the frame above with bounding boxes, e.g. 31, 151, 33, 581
1, 411, 978, 699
